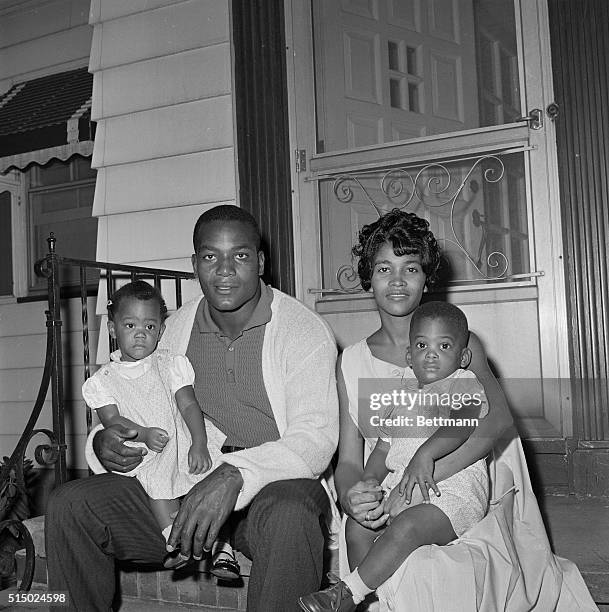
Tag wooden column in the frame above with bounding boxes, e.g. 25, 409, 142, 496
232, 0, 295, 295
548, 0, 609, 441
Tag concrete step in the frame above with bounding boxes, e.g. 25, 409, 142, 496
541, 494, 609, 605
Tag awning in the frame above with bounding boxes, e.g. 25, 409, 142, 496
0, 67, 95, 173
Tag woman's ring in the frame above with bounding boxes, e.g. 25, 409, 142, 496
365, 510, 371, 522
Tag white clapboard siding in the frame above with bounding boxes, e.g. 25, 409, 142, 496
96, 206, 218, 261
0, 299, 98, 339
0, 331, 99, 371
90, 0, 236, 270
89, 0, 228, 71
93, 152, 235, 216
1, 400, 89, 436
0, 365, 101, 405
92, 97, 233, 167
0, 0, 89, 49
92, 44, 231, 119
89, 0, 182, 23
0, 25, 92, 84
0, 297, 100, 465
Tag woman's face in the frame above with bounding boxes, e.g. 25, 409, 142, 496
369, 242, 427, 317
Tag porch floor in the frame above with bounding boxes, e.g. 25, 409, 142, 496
0, 493, 607, 610
540, 494, 609, 608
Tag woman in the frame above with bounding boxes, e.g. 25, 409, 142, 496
329, 209, 596, 612
336, 209, 512, 525
334, 209, 513, 608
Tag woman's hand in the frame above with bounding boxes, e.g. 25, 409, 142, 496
343, 478, 388, 529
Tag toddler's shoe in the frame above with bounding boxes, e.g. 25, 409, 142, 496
299, 580, 357, 612
210, 546, 241, 581
163, 550, 191, 570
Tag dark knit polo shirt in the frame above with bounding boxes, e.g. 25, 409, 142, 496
185, 282, 280, 448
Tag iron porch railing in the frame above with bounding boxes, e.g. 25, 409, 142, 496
0, 234, 194, 591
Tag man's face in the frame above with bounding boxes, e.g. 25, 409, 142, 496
191, 220, 264, 314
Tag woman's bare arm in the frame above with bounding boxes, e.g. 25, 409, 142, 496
334, 353, 385, 526
432, 331, 513, 482
334, 354, 367, 505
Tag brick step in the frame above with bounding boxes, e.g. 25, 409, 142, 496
14, 552, 248, 611
0, 584, 233, 612
14, 516, 250, 610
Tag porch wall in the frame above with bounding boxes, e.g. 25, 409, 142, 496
88, 0, 237, 277
0, 0, 94, 466
0, 0, 92, 92
0, 297, 98, 471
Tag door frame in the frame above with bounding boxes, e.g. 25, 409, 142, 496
284, 0, 571, 437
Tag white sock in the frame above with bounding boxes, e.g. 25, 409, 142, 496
161, 524, 172, 543
342, 568, 373, 604
212, 539, 234, 557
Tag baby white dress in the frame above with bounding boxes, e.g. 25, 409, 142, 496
380, 369, 489, 536
82, 348, 222, 500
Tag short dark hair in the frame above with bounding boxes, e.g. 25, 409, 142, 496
193, 205, 261, 252
352, 209, 441, 291
107, 280, 168, 322
410, 301, 469, 346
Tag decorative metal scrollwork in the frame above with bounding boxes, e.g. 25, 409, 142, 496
336, 265, 362, 292
332, 154, 512, 281
31, 429, 62, 466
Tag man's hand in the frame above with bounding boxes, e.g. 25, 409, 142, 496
142, 427, 169, 453
398, 448, 440, 504
168, 463, 243, 560
93, 424, 146, 473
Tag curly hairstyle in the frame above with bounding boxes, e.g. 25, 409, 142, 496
107, 280, 168, 322
352, 209, 441, 291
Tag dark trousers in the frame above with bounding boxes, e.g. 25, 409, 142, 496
45, 474, 329, 612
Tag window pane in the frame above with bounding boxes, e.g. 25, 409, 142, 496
388, 41, 400, 71
73, 155, 97, 180
28, 157, 98, 291
314, 0, 520, 153
0, 190, 12, 296
319, 151, 529, 289
30, 159, 71, 187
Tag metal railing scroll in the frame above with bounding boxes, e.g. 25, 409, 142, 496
0, 234, 194, 591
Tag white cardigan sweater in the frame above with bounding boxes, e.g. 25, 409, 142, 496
85, 288, 339, 510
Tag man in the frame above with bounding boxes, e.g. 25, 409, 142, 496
46, 205, 339, 611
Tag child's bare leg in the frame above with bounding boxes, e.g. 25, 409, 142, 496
345, 516, 383, 571
149, 498, 180, 535
357, 504, 456, 589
